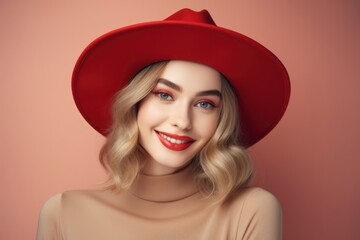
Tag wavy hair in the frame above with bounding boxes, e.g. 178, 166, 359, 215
100, 61, 253, 203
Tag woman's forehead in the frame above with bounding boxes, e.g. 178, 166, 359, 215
158, 60, 222, 91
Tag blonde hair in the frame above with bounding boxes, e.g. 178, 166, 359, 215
194, 76, 253, 203
100, 61, 253, 203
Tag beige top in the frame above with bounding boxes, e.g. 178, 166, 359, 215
37, 167, 281, 240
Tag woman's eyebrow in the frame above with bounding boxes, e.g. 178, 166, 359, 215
157, 78, 181, 91
157, 78, 221, 98
196, 90, 221, 98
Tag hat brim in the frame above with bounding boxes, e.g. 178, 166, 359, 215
72, 21, 290, 147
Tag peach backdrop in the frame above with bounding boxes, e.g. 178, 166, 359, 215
1, 1, 359, 239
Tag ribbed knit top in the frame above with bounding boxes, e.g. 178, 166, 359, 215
37, 166, 281, 240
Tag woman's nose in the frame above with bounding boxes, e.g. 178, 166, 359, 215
169, 106, 192, 131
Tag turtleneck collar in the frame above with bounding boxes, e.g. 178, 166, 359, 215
129, 166, 199, 202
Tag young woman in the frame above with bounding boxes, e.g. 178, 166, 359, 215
37, 8, 290, 240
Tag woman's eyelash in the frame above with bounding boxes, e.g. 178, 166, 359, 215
196, 101, 216, 109
152, 90, 173, 101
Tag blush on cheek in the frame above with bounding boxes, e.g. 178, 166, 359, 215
137, 101, 166, 128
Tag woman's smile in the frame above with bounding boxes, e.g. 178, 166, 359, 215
155, 130, 195, 151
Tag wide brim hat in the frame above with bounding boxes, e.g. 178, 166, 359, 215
72, 8, 290, 147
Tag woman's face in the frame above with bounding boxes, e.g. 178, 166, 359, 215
137, 60, 222, 175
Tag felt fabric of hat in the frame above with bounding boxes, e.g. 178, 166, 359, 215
72, 8, 290, 147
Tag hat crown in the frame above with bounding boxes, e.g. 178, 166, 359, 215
164, 8, 217, 26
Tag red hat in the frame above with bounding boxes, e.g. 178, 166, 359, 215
72, 8, 290, 147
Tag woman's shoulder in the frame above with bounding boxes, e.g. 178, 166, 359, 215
235, 187, 280, 205
40, 188, 111, 213
38, 189, 112, 223
37, 189, 111, 239
226, 187, 282, 239
227, 186, 277, 203
223, 187, 281, 224
228, 187, 281, 213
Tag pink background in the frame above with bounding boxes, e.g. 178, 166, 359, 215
1, 1, 359, 239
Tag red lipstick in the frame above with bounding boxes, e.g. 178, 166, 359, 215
155, 131, 195, 151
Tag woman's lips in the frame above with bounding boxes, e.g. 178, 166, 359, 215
155, 130, 195, 151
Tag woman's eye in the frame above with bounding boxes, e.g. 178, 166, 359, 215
196, 101, 214, 109
157, 92, 173, 101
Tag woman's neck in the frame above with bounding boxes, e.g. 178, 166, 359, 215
130, 164, 198, 202
141, 158, 192, 176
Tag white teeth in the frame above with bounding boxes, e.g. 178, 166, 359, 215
159, 132, 187, 144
